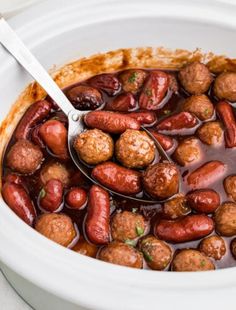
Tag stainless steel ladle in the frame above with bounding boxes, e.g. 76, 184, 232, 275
0, 15, 177, 204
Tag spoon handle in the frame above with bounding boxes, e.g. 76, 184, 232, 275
0, 15, 74, 116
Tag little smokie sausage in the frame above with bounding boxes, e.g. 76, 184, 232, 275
2, 182, 36, 226
155, 214, 214, 243
85, 185, 110, 245
39, 120, 69, 160
39, 179, 64, 212
216, 101, 236, 148
15, 100, 52, 140
92, 162, 141, 195
84, 111, 140, 134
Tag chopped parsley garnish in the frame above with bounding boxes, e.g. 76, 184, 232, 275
204, 108, 209, 116
136, 225, 144, 236
200, 260, 206, 267
143, 250, 153, 262
145, 88, 152, 97
163, 109, 171, 115
125, 239, 136, 247
128, 72, 137, 83
39, 188, 46, 199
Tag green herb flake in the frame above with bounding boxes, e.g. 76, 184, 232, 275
204, 108, 209, 116
125, 239, 136, 247
39, 188, 46, 199
136, 225, 144, 236
163, 109, 171, 115
143, 250, 153, 262
132, 207, 138, 213
128, 72, 137, 83
200, 260, 206, 267
145, 88, 152, 97
51, 116, 60, 120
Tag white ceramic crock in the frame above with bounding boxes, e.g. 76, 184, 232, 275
1, 1, 236, 309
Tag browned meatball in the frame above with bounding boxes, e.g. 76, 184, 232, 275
224, 175, 236, 201
67, 85, 103, 110
199, 236, 226, 260
119, 69, 147, 94
230, 238, 236, 259
7, 139, 43, 174
143, 163, 179, 199
178, 62, 212, 95
98, 242, 143, 268
74, 129, 114, 165
197, 121, 223, 146
172, 249, 215, 271
173, 137, 202, 166
35, 213, 77, 247
162, 194, 191, 219
40, 161, 70, 186
182, 95, 214, 120
214, 202, 236, 236
115, 129, 155, 169
139, 235, 172, 270
214, 72, 236, 102
72, 235, 98, 258
111, 211, 146, 242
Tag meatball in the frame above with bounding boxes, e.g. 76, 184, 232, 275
199, 235, 226, 260
40, 161, 70, 186
214, 72, 236, 102
119, 69, 147, 94
139, 235, 172, 270
230, 238, 236, 259
173, 137, 202, 166
162, 194, 191, 219
74, 129, 114, 165
98, 241, 143, 269
67, 85, 103, 110
197, 121, 223, 146
178, 62, 212, 95
182, 95, 214, 120
72, 235, 98, 258
214, 202, 236, 236
172, 249, 215, 271
111, 211, 146, 242
224, 175, 236, 201
143, 163, 179, 199
7, 139, 43, 174
115, 129, 155, 169
35, 213, 77, 247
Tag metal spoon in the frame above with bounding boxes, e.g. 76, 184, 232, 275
0, 15, 177, 204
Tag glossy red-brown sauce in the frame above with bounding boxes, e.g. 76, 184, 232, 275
2, 68, 236, 270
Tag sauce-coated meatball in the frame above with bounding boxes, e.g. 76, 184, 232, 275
115, 129, 155, 168
67, 85, 103, 110
119, 69, 147, 94
40, 161, 70, 186
139, 235, 172, 270
230, 238, 236, 259
111, 211, 146, 242
214, 202, 236, 236
74, 129, 114, 165
35, 213, 77, 247
7, 139, 43, 174
197, 121, 223, 146
98, 242, 143, 269
214, 72, 236, 102
224, 175, 236, 201
172, 249, 215, 271
199, 235, 226, 260
173, 137, 202, 166
182, 94, 214, 120
143, 163, 179, 199
72, 236, 98, 258
178, 62, 212, 95
162, 194, 191, 219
